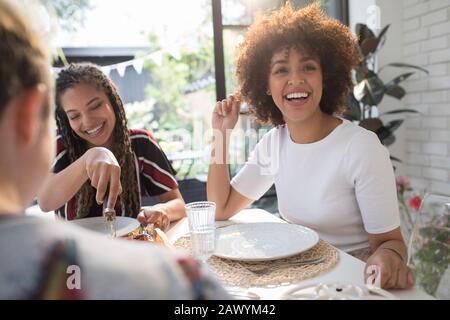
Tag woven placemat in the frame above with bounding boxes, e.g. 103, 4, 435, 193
174, 236, 339, 287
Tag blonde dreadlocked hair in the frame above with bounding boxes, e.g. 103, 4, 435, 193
55, 62, 140, 219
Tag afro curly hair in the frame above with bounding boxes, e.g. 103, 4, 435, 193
235, 1, 360, 126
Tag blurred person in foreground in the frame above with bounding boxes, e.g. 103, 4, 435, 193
0, 0, 229, 300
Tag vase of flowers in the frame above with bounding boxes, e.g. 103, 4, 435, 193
406, 193, 450, 298
396, 175, 422, 243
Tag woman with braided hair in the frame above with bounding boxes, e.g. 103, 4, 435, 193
38, 63, 185, 230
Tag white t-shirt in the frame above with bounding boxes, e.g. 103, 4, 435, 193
231, 119, 400, 252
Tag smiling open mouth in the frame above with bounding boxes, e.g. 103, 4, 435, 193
285, 92, 310, 101
85, 122, 105, 136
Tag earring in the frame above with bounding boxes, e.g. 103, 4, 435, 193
266, 89, 271, 95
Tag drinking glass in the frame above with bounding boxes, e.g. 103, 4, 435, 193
185, 201, 216, 261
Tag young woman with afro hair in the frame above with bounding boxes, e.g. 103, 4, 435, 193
207, 2, 414, 290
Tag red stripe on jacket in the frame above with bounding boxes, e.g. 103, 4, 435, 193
129, 129, 158, 145
142, 161, 177, 190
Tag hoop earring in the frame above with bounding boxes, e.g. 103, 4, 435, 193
266, 90, 271, 95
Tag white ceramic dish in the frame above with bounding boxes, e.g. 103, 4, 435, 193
214, 222, 319, 261
68, 216, 140, 237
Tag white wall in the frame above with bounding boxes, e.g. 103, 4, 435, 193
376, 0, 406, 176
349, 0, 450, 195
401, 0, 450, 195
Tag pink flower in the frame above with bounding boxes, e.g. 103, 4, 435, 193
409, 196, 422, 211
396, 176, 411, 192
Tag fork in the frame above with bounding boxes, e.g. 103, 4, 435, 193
103, 192, 117, 238
244, 256, 325, 275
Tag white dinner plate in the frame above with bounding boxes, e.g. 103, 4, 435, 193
68, 216, 140, 237
214, 222, 319, 261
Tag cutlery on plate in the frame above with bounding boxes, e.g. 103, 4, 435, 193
244, 256, 325, 275
102, 191, 117, 237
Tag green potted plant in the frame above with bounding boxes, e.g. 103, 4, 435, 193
344, 23, 429, 163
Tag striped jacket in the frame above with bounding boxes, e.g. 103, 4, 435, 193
53, 129, 178, 220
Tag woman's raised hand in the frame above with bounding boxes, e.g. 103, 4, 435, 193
211, 94, 241, 132
84, 147, 122, 209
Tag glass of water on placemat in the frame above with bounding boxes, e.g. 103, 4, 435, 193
185, 201, 216, 261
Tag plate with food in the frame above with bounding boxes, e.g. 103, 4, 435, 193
214, 222, 319, 261
69, 216, 140, 237
125, 225, 170, 246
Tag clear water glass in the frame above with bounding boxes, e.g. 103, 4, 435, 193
185, 201, 216, 261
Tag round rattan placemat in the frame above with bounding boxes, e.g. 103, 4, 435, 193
174, 235, 339, 287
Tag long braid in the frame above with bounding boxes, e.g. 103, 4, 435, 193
102, 75, 141, 217
55, 63, 140, 218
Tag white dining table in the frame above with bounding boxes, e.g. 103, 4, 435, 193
166, 208, 434, 300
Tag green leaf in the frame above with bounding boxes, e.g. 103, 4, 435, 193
359, 118, 383, 132
374, 24, 390, 54
355, 65, 371, 83
356, 23, 375, 45
385, 119, 404, 132
380, 109, 420, 116
364, 76, 385, 105
378, 126, 394, 143
359, 118, 397, 144
382, 134, 396, 146
361, 37, 378, 57
379, 63, 429, 74
385, 72, 415, 88
390, 155, 403, 163
344, 94, 362, 120
385, 85, 406, 100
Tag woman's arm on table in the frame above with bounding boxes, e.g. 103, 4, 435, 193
365, 228, 415, 289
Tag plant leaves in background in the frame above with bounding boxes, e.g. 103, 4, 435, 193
385, 84, 406, 100
390, 156, 402, 163
385, 119, 404, 133
385, 72, 415, 88
359, 118, 383, 132
383, 134, 396, 146
379, 62, 429, 74
355, 23, 375, 46
359, 118, 396, 145
344, 94, 362, 121
349, 23, 429, 161
355, 68, 375, 84
380, 109, 420, 116
361, 37, 378, 57
377, 125, 394, 143
363, 75, 385, 105
373, 24, 390, 55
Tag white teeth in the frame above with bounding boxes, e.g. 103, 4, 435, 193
286, 92, 309, 99
86, 123, 103, 135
